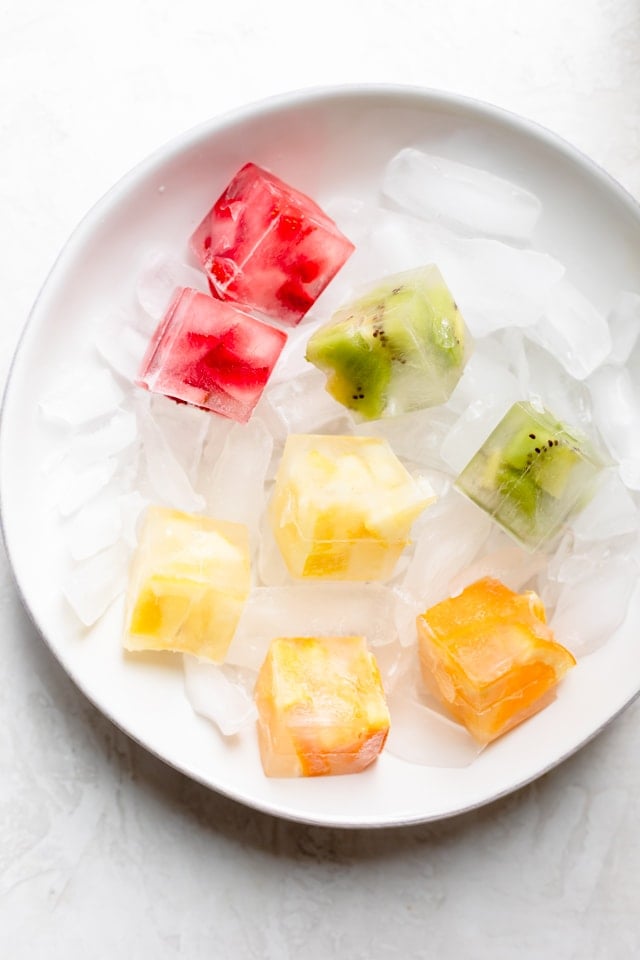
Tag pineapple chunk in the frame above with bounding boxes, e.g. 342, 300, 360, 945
254, 636, 390, 777
124, 505, 250, 662
417, 577, 576, 743
269, 434, 434, 580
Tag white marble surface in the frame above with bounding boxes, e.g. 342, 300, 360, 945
1, 1, 640, 956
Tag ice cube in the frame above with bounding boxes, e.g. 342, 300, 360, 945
438, 239, 564, 338
607, 290, 640, 365
448, 538, 547, 596
136, 288, 287, 423
501, 327, 530, 394
455, 401, 605, 552
257, 506, 293, 588
306, 264, 472, 420
366, 207, 454, 276
570, 469, 639, 542
396, 490, 492, 621
65, 410, 138, 466
383, 147, 542, 241
523, 340, 593, 430
619, 459, 640, 491
550, 553, 639, 656
226, 583, 398, 671
65, 495, 123, 561
139, 413, 205, 513
119, 491, 150, 548
136, 250, 209, 320
588, 365, 640, 466
269, 322, 319, 385
447, 338, 518, 416
269, 434, 432, 582
358, 407, 457, 471
124, 507, 250, 662
526, 280, 611, 380
148, 394, 210, 482
206, 418, 273, 536
40, 368, 124, 426
63, 542, 129, 626
259, 368, 352, 440
190, 162, 355, 325
94, 309, 150, 380
551, 538, 613, 588
183, 656, 257, 736
50, 457, 118, 517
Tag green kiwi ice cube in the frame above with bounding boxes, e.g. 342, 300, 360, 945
455, 401, 605, 550
305, 265, 471, 420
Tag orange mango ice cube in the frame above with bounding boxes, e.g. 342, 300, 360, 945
254, 636, 390, 777
417, 577, 576, 743
269, 434, 434, 580
124, 505, 250, 662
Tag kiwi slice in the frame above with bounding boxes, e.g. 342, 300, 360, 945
305, 318, 391, 419
500, 408, 581, 499
306, 265, 470, 419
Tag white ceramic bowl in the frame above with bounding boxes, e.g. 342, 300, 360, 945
2, 85, 640, 827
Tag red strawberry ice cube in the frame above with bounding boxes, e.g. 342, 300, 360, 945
136, 287, 287, 423
190, 162, 355, 326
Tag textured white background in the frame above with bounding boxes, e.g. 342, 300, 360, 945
1, 1, 640, 957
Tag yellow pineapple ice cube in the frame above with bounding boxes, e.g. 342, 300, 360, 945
124, 505, 250, 662
269, 434, 434, 580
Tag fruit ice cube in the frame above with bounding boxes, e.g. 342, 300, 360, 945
417, 577, 576, 743
190, 162, 355, 326
305, 265, 471, 420
455, 401, 606, 550
124, 505, 250, 662
136, 287, 286, 423
269, 434, 434, 581
254, 636, 390, 777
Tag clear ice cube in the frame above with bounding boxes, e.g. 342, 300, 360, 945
40, 368, 124, 426
63, 543, 129, 626
550, 553, 639, 656
206, 418, 273, 536
526, 280, 611, 380
383, 147, 542, 241
607, 290, 640, 365
183, 656, 257, 736
226, 583, 398, 672
136, 250, 209, 320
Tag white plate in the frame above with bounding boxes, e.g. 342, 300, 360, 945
2, 85, 640, 828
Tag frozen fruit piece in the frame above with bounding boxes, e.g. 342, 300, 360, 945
136, 287, 286, 423
417, 577, 576, 743
190, 162, 354, 325
270, 434, 434, 581
124, 505, 250, 662
455, 401, 605, 550
306, 265, 471, 419
254, 636, 390, 777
